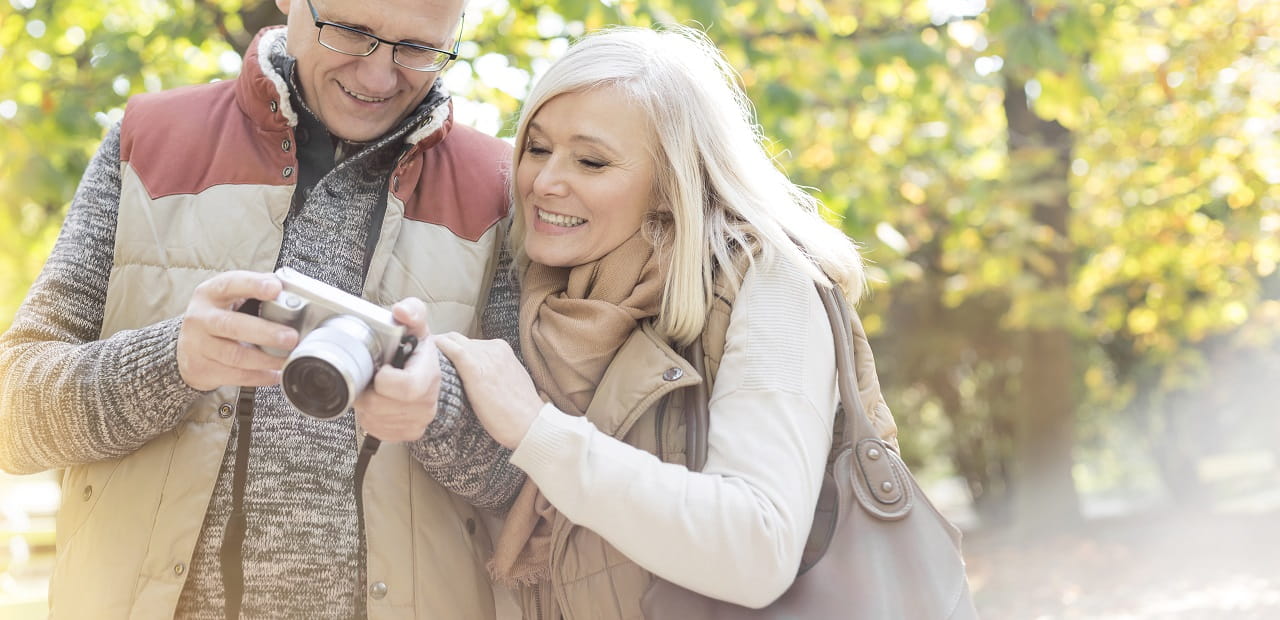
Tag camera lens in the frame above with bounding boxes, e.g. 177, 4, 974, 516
282, 357, 351, 418
281, 315, 379, 419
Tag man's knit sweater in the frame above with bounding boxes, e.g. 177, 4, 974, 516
0, 36, 523, 618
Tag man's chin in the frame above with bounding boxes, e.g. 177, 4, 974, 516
328, 122, 393, 144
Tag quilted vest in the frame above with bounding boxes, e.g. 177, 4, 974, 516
47, 28, 512, 620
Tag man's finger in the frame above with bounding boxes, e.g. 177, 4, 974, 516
193, 309, 298, 351
195, 270, 282, 306
390, 297, 430, 339
353, 389, 399, 413
204, 339, 290, 372
193, 356, 282, 388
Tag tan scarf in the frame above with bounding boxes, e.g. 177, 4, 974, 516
490, 232, 670, 586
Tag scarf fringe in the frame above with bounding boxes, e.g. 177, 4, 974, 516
488, 557, 549, 589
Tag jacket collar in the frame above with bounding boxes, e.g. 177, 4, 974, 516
584, 322, 701, 440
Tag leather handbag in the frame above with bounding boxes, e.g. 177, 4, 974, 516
641, 284, 979, 619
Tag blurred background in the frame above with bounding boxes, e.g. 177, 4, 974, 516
2, 0, 1278, 617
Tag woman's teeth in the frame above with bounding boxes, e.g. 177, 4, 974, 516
538, 210, 586, 227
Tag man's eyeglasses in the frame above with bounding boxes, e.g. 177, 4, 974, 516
306, 0, 461, 72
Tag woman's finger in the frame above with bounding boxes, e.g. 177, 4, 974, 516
434, 332, 471, 366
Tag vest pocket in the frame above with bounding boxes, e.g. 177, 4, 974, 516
55, 458, 123, 546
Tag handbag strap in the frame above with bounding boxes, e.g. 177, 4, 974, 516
673, 279, 920, 586
683, 283, 876, 471
813, 285, 878, 445
817, 285, 914, 520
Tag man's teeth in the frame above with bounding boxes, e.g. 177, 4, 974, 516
344, 87, 386, 103
538, 210, 586, 227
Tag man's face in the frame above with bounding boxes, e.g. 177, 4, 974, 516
276, 0, 463, 142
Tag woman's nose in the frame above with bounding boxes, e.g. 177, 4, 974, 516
532, 160, 568, 196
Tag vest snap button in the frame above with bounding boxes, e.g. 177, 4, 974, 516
269, 100, 278, 112
82, 485, 93, 501
662, 367, 683, 381
218, 403, 233, 418
283, 166, 294, 178
370, 581, 388, 599
281, 138, 291, 152
174, 562, 186, 576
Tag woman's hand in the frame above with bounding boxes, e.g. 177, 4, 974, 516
435, 332, 545, 450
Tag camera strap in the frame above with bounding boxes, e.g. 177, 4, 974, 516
353, 433, 380, 619
347, 334, 413, 616
218, 337, 414, 619
221, 386, 256, 620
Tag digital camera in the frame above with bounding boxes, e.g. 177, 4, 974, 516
257, 267, 416, 419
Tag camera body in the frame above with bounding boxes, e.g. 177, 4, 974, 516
258, 267, 414, 419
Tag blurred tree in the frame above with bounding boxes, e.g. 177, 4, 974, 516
3, 0, 1278, 532
0, 0, 280, 326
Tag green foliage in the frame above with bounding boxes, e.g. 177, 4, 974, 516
3, 0, 1278, 515
0, 0, 261, 327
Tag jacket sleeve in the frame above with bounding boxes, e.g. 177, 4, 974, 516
409, 239, 527, 512
0, 124, 203, 475
509, 257, 837, 607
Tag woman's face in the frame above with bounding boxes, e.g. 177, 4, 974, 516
516, 86, 657, 268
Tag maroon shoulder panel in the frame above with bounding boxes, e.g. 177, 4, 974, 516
120, 81, 296, 198
396, 124, 512, 242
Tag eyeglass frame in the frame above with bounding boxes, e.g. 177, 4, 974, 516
305, 0, 462, 72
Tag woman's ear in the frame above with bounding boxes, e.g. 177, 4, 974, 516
275, 0, 290, 16
642, 209, 674, 246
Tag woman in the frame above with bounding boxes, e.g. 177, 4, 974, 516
435, 25, 899, 618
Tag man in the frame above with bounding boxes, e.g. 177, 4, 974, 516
0, 0, 523, 617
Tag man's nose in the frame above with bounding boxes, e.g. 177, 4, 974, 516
352, 43, 400, 93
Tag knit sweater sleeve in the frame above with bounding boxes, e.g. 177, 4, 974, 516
409, 240, 526, 512
0, 125, 203, 475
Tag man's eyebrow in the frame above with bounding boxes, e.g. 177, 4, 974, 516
327, 16, 445, 47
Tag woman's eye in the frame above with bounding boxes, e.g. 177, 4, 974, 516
525, 144, 549, 155
579, 159, 607, 169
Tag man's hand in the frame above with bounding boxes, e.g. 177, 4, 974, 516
177, 270, 298, 391
354, 298, 440, 442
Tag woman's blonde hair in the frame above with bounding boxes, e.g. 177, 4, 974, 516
510, 25, 864, 346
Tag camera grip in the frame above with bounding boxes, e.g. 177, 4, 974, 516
237, 299, 263, 316
391, 335, 418, 369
